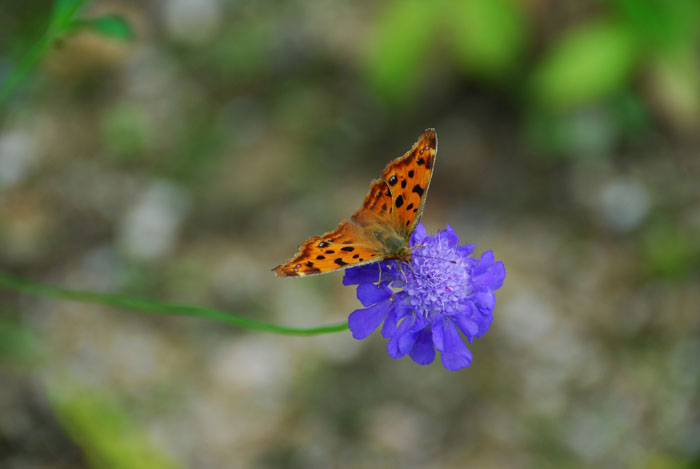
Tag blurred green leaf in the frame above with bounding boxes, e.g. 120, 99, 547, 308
0, 317, 41, 365
447, 0, 528, 78
609, 0, 700, 51
101, 103, 151, 159
531, 22, 640, 110
363, 0, 440, 106
49, 383, 179, 469
49, 0, 88, 34
79, 14, 134, 41
641, 222, 697, 280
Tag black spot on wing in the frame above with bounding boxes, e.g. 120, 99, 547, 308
316, 255, 325, 260
306, 261, 314, 267
408, 170, 414, 178
334, 258, 348, 266
401, 179, 406, 189
412, 184, 424, 197
341, 246, 354, 252
406, 203, 414, 211
388, 175, 398, 186
417, 158, 425, 166
395, 195, 404, 208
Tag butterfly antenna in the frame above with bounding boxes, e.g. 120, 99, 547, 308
412, 253, 458, 264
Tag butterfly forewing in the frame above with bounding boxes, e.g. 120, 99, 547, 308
381, 129, 437, 237
274, 129, 438, 277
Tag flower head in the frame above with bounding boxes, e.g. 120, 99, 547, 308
344, 223, 505, 371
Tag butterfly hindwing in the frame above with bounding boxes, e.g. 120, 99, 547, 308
273, 221, 384, 277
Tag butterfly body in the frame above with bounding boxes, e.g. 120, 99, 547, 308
274, 129, 437, 277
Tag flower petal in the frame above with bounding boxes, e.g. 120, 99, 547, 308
457, 244, 476, 257
409, 329, 435, 365
381, 307, 398, 338
398, 329, 418, 355
473, 250, 495, 276
343, 264, 380, 285
410, 222, 427, 246
440, 320, 473, 371
348, 300, 392, 340
440, 224, 459, 248
472, 312, 493, 338
473, 260, 506, 290
455, 315, 479, 339
386, 315, 416, 358
432, 319, 445, 351
474, 290, 496, 314
356, 283, 392, 307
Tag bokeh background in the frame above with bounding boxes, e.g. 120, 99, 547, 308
1, 0, 699, 467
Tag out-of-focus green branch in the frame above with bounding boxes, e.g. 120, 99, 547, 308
0, 270, 349, 336
0, 0, 89, 108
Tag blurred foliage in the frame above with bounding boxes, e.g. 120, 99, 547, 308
448, 0, 528, 80
364, 0, 527, 105
640, 221, 698, 280
363, 0, 440, 106
0, 317, 41, 365
1, 0, 699, 467
531, 21, 640, 110
48, 383, 179, 469
361, 0, 700, 156
72, 14, 134, 42
0, 0, 132, 108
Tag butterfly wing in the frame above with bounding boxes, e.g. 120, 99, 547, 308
350, 179, 394, 226
274, 129, 438, 277
381, 128, 437, 237
273, 221, 384, 277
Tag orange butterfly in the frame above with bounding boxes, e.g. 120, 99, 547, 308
274, 129, 437, 277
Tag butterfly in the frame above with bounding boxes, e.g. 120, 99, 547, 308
273, 129, 437, 277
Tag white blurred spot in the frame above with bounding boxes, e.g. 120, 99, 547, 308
163, 0, 223, 46
596, 177, 650, 232
499, 292, 556, 347
0, 128, 38, 187
119, 180, 190, 260
366, 404, 427, 453
209, 336, 291, 394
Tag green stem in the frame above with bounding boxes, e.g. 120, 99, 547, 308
0, 0, 88, 109
0, 271, 349, 336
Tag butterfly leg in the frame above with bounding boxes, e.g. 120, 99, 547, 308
395, 261, 413, 285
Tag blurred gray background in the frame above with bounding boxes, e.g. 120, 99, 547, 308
1, 0, 699, 467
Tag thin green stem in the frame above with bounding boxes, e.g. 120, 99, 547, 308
0, 0, 88, 109
0, 271, 349, 336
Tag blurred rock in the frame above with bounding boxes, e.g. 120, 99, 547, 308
0, 127, 38, 188
118, 180, 190, 261
595, 177, 650, 233
163, 0, 223, 46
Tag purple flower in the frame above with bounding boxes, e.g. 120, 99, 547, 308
344, 223, 505, 371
